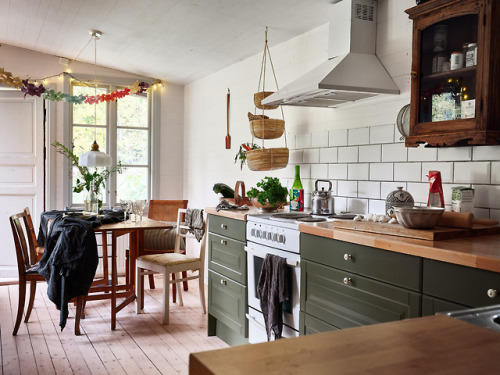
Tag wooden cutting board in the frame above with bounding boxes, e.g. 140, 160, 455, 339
332, 220, 500, 241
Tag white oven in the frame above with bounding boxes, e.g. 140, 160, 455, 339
245, 215, 302, 344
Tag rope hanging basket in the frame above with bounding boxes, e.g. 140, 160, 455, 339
249, 118, 285, 139
246, 147, 289, 171
254, 91, 278, 110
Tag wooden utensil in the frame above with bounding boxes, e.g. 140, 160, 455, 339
225, 89, 231, 149
438, 211, 499, 228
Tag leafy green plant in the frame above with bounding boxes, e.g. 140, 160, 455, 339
234, 143, 260, 170
247, 177, 288, 205
53, 141, 123, 194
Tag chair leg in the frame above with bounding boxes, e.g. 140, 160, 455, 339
171, 273, 177, 303
13, 279, 26, 336
24, 280, 37, 323
182, 271, 189, 291
125, 249, 129, 284
136, 265, 143, 314
74, 295, 86, 335
148, 273, 156, 289
199, 270, 206, 314
177, 273, 184, 307
162, 270, 170, 325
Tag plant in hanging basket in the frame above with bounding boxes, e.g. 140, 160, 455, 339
247, 177, 288, 212
246, 147, 289, 171
234, 143, 261, 170
254, 91, 278, 110
249, 118, 285, 139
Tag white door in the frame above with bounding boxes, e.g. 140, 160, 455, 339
0, 90, 45, 278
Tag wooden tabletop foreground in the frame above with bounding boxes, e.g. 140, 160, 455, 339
189, 315, 500, 375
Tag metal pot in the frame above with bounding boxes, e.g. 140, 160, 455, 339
311, 180, 334, 215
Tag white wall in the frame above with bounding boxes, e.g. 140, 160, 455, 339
183, 0, 500, 219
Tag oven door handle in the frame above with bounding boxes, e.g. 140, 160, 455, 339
246, 313, 267, 331
244, 246, 300, 267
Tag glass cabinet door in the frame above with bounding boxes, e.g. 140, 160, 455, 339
418, 14, 478, 124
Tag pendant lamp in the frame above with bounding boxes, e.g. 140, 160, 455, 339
78, 30, 112, 167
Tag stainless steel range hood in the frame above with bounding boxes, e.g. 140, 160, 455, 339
262, 0, 400, 108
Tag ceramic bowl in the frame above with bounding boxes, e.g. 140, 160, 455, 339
394, 206, 445, 229
385, 186, 415, 216
250, 198, 285, 213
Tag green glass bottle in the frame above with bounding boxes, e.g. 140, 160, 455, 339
290, 165, 304, 211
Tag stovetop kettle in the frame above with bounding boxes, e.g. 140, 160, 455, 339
311, 179, 334, 215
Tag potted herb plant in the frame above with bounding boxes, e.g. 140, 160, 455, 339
247, 177, 288, 212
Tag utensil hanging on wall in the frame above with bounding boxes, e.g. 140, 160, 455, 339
225, 89, 231, 149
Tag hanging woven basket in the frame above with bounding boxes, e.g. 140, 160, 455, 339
254, 91, 278, 110
250, 118, 285, 139
246, 148, 289, 171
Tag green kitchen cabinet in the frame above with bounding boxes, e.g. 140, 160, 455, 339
423, 259, 500, 308
299, 311, 339, 335
421, 295, 468, 316
207, 214, 248, 346
300, 234, 422, 334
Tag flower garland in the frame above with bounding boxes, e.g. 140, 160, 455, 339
1, 66, 153, 104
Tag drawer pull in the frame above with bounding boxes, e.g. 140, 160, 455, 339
343, 277, 352, 285
343, 254, 352, 261
220, 239, 227, 245
220, 224, 228, 230
487, 289, 498, 298
220, 279, 227, 286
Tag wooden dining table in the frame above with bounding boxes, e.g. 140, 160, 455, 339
84, 217, 173, 330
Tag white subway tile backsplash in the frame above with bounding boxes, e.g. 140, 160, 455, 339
473, 208, 490, 219
473, 146, 500, 161
394, 163, 422, 182
370, 163, 394, 181
312, 131, 329, 148
473, 185, 500, 209
296, 133, 312, 149
408, 146, 438, 162
338, 180, 357, 197
329, 164, 348, 180
338, 146, 358, 163
490, 209, 500, 221
348, 127, 370, 146
348, 163, 369, 180
421, 162, 454, 183
302, 179, 315, 194
381, 182, 408, 200
492, 162, 500, 184
320, 148, 338, 163
329, 129, 348, 147
348, 198, 368, 214
358, 181, 380, 199
368, 199, 386, 215
289, 150, 303, 164
287, 133, 296, 150
359, 145, 381, 163
311, 164, 328, 179
382, 143, 407, 162
334, 197, 348, 213
303, 148, 320, 163
370, 124, 395, 144
406, 182, 430, 204
453, 162, 490, 184
299, 164, 311, 179
438, 147, 472, 161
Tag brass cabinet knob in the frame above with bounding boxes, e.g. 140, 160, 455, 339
410, 71, 418, 78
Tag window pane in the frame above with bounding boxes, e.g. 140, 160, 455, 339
117, 167, 148, 201
72, 166, 86, 204
73, 126, 107, 156
73, 86, 107, 125
117, 93, 148, 128
117, 129, 148, 165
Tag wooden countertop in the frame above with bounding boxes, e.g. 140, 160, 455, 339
189, 315, 500, 374
205, 208, 500, 273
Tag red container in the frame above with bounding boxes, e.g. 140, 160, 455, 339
427, 170, 444, 208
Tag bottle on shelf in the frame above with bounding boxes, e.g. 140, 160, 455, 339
290, 165, 304, 212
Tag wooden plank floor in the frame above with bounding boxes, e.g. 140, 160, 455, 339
0, 276, 228, 374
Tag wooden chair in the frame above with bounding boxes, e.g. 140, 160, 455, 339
141, 200, 189, 294
9, 209, 85, 335
136, 208, 207, 325
23, 207, 44, 262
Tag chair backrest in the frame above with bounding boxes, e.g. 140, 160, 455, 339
148, 200, 188, 222
174, 208, 207, 264
10, 210, 37, 275
23, 207, 39, 251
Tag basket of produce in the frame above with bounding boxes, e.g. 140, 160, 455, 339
246, 147, 289, 171
254, 91, 278, 110
247, 177, 288, 212
250, 118, 285, 139
213, 181, 252, 206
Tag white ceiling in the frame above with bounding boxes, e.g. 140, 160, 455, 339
0, 0, 332, 84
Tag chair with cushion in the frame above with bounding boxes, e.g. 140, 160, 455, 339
10, 209, 85, 335
141, 200, 189, 295
135, 208, 207, 325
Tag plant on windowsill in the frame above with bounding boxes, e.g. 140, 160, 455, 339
53, 141, 123, 210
